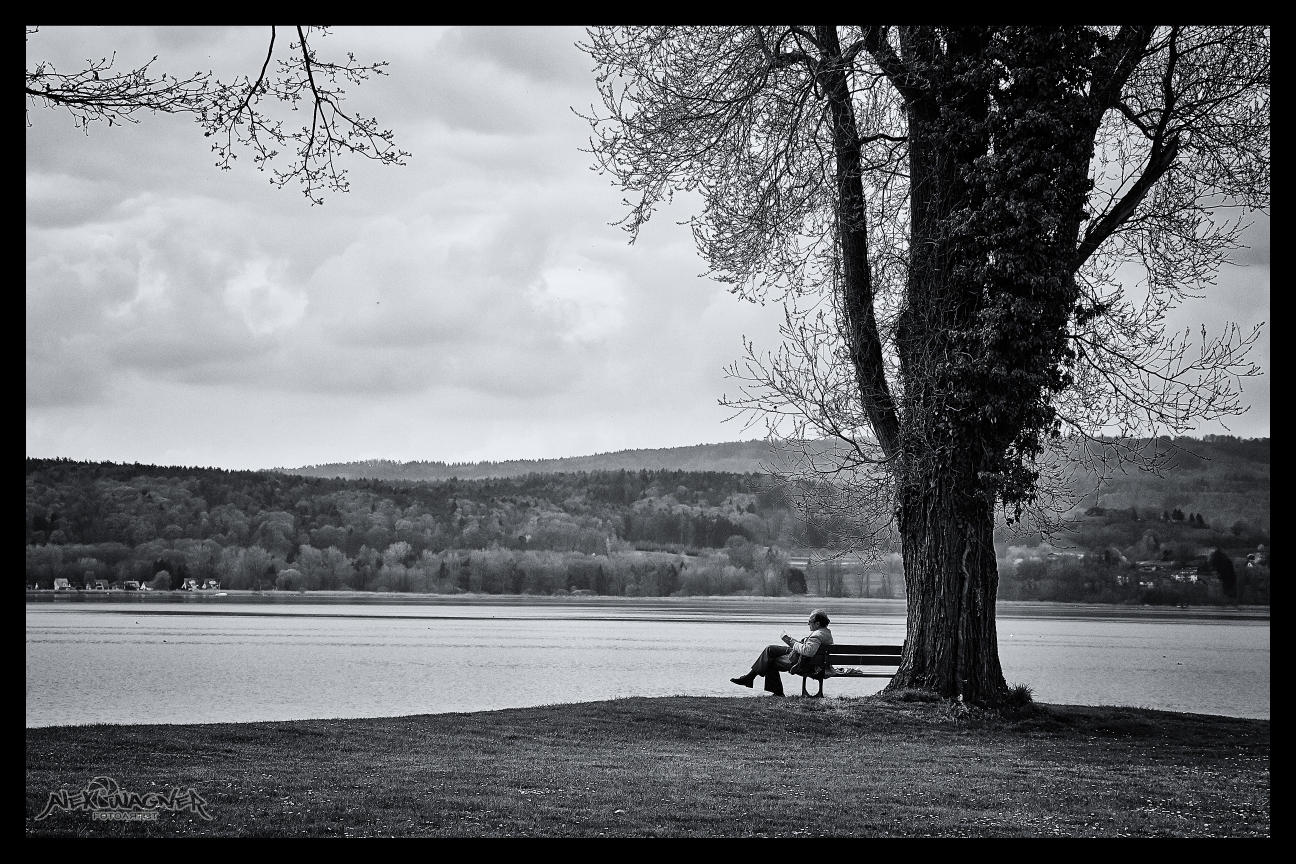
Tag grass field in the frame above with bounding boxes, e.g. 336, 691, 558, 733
26, 694, 1269, 837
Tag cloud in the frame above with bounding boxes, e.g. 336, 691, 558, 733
25, 107, 764, 420
530, 265, 627, 344
25, 173, 126, 228
223, 259, 306, 336
1228, 211, 1270, 268
26, 192, 287, 405
456, 26, 593, 86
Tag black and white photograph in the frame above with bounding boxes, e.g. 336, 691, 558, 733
26, 26, 1269, 838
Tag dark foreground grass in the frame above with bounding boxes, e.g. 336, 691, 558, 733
27, 695, 1268, 837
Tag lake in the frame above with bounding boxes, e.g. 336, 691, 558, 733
25, 595, 1269, 727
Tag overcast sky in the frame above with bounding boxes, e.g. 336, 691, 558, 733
26, 27, 1270, 471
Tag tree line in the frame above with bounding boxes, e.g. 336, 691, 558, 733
25, 460, 813, 594
25, 445, 1268, 604
998, 504, 1270, 606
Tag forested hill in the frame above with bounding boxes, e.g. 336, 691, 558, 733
25, 460, 807, 595
25, 437, 1268, 549
25, 459, 799, 564
1064, 435, 1269, 533
281, 437, 1269, 511
281, 440, 779, 481
24, 435, 1269, 603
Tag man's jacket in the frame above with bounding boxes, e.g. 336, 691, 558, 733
787, 627, 833, 676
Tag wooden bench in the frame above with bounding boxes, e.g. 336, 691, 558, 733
798, 643, 903, 697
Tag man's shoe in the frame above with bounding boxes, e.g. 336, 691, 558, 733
731, 675, 755, 688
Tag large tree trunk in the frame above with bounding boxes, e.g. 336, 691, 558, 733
887, 466, 1009, 704
874, 29, 1010, 703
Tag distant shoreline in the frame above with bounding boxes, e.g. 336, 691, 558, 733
25, 590, 1270, 621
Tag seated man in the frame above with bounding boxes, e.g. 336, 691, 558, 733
730, 609, 833, 696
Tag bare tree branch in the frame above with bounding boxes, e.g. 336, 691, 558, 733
25, 26, 409, 205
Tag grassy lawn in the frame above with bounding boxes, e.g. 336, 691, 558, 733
26, 695, 1268, 837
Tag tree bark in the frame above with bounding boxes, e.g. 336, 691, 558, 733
891, 467, 1008, 702
817, 25, 902, 460
883, 27, 1006, 703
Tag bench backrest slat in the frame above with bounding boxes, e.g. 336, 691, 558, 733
819, 644, 903, 667
827, 644, 902, 654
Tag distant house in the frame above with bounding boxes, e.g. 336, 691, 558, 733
201, 580, 221, 590
90, 579, 110, 591
181, 578, 199, 591
123, 581, 141, 591
53, 578, 72, 591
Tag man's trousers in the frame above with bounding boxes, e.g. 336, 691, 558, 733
750, 644, 795, 695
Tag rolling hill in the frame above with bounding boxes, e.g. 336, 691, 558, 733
280, 440, 781, 481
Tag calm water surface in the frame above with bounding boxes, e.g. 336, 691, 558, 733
25, 596, 1268, 727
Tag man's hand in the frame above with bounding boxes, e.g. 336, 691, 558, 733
781, 634, 794, 645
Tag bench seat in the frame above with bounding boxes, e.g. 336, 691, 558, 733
800, 643, 903, 696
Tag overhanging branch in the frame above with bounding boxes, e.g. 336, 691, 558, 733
1072, 133, 1179, 272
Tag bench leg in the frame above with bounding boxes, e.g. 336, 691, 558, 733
801, 675, 824, 698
